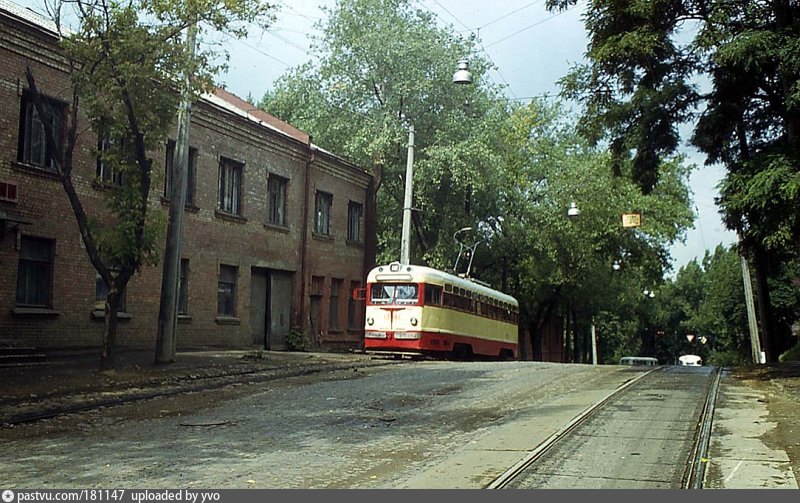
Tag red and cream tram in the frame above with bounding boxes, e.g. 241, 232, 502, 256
363, 262, 519, 359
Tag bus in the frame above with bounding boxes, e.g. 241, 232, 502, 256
362, 262, 519, 360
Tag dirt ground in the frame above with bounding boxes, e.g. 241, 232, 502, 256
729, 362, 800, 483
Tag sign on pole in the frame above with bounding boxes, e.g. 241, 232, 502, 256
622, 213, 642, 228
686, 334, 695, 343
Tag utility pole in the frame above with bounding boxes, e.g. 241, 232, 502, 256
590, 318, 598, 365
740, 255, 764, 364
400, 124, 414, 265
155, 21, 196, 364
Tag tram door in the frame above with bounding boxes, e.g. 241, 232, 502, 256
250, 268, 293, 350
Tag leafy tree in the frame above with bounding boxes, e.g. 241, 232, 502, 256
27, 0, 273, 368
546, 0, 800, 362
261, 0, 506, 269
472, 101, 694, 362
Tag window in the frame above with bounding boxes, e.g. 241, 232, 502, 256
178, 259, 189, 315
96, 135, 125, 187
348, 280, 362, 330
311, 275, 325, 297
16, 236, 54, 307
329, 278, 342, 330
347, 201, 362, 242
165, 140, 197, 206
217, 265, 238, 316
314, 191, 332, 236
218, 158, 243, 215
267, 174, 288, 226
95, 270, 127, 313
369, 283, 418, 305
424, 284, 443, 305
18, 91, 66, 170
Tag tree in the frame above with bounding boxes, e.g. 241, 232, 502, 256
262, 0, 507, 269
547, 0, 800, 362
27, 0, 273, 369
471, 100, 694, 362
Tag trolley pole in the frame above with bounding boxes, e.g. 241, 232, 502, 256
400, 124, 414, 265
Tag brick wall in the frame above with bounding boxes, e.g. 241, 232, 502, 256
0, 6, 372, 353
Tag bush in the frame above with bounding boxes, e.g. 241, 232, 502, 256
286, 327, 310, 352
779, 343, 800, 362
708, 350, 749, 367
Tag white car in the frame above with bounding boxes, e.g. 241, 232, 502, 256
679, 354, 702, 366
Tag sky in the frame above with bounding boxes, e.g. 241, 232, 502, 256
14, 0, 739, 272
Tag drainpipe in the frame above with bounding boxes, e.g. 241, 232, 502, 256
300, 137, 315, 348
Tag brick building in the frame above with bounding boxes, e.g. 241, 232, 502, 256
0, 1, 374, 353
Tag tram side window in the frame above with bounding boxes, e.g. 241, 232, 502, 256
424, 284, 442, 305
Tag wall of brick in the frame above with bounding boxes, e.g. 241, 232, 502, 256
0, 6, 372, 353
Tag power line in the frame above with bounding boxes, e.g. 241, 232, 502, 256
484, 6, 575, 49
477, 0, 544, 31
416, 0, 516, 98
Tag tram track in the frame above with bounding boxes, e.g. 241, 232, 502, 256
1, 359, 400, 427
487, 366, 722, 489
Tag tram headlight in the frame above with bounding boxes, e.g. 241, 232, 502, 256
367, 317, 374, 326
410, 317, 418, 326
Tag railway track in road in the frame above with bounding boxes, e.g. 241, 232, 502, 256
488, 366, 723, 489
0, 358, 400, 427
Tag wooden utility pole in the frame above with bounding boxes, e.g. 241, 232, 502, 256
155, 22, 196, 364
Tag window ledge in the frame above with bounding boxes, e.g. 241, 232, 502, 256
11, 161, 60, 180
312, 233, 334, 243
178, 314, 192, 323
264, 222, 290, 233
12, 307, 61, 316
91, 309, 132, 320
214, 210, 247, 224
215, 316, 241, 325
92, 180, 124, 191
160, 197, 200, 213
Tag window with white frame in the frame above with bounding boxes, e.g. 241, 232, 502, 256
218, 157, 243, 215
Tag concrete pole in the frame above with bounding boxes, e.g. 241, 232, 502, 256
591, 318, 598, 365
740, 255, 763, 364
400, 124, 414, 265
155, 22, 196, 364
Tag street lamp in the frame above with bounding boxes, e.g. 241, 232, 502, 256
452, 59, 473, 85
567, 201, 581, 217
400, 59, 473, 264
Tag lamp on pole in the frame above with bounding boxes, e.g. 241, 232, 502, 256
399, 59, 473, 265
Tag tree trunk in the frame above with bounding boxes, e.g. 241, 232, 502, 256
101, 290, 122, 371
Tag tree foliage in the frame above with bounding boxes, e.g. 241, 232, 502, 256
547, 0, 800, 361
30, 0, 274, 368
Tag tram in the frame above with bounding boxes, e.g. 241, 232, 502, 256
362, 261, 519, 359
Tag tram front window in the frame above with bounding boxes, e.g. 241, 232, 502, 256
370, 284, 418, 304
